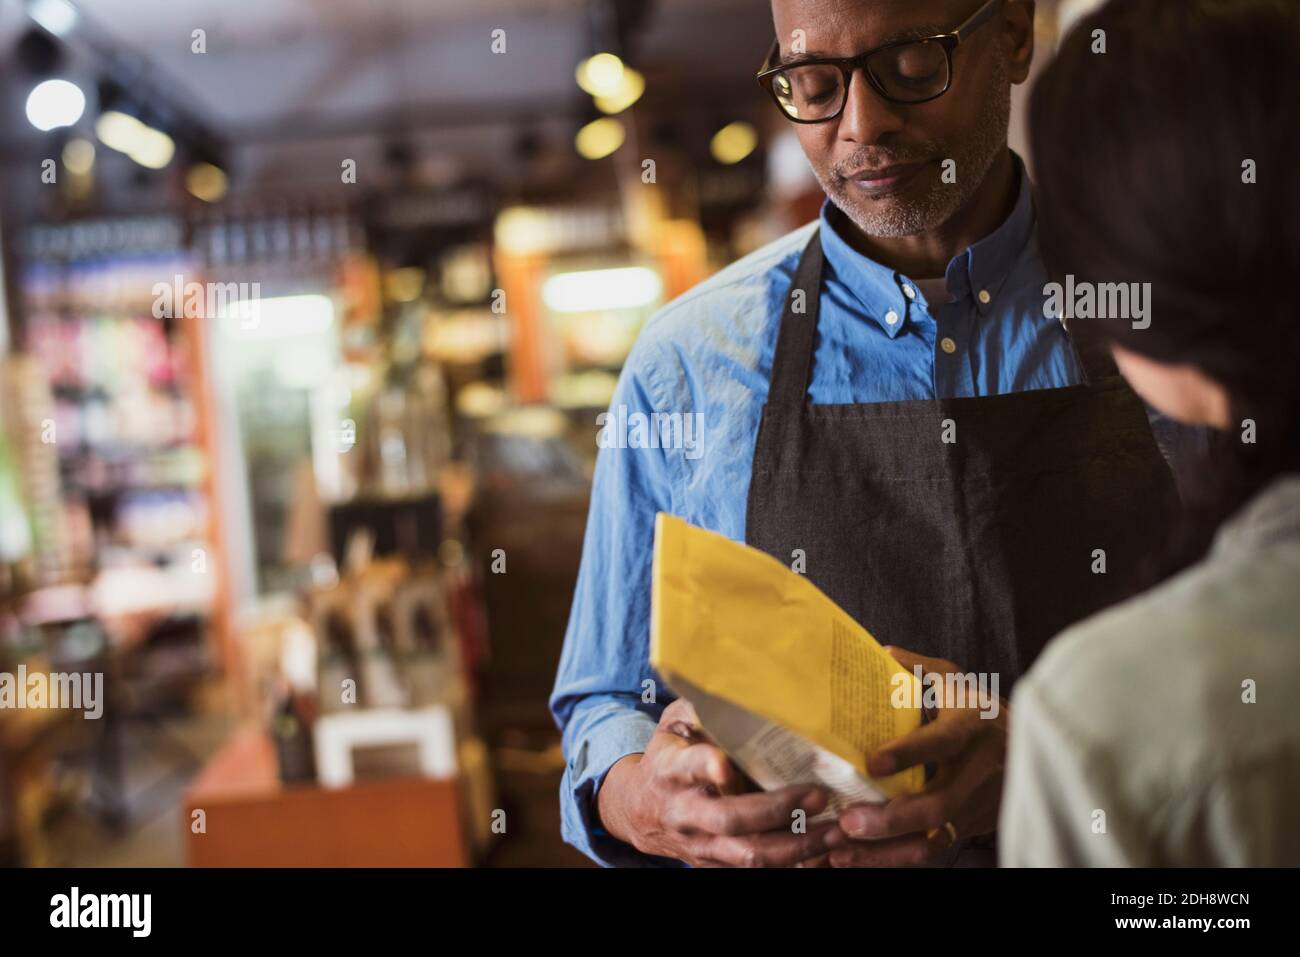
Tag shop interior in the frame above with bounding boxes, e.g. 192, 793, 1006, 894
0, 0, 1095, 867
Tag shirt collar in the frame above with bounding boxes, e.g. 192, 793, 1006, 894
817, 152, 1035, 338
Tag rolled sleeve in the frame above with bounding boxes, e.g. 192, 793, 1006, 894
558, 699, 672, 867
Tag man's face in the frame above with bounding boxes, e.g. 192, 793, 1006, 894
768, 0, 1026, 238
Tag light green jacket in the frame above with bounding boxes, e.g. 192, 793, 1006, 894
1001, 475, 1300, 866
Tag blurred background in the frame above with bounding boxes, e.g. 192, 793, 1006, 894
0, 0, 1101, 867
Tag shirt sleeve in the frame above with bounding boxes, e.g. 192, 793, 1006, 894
549, 336, 688, 867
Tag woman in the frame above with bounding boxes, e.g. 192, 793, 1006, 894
1000, 0, 1300, 865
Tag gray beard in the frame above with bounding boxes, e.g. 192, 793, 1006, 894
818, 71, 1012, 239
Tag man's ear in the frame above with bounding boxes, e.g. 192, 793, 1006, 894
1003, 0, 1036, 85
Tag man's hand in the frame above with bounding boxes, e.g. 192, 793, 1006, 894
828, 647, 1009, 867
596, 698, 843, 866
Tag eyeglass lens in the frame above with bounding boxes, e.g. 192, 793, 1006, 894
770, 39, 951, 119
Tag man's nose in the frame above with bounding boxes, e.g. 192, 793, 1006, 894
837, 69, 906, 145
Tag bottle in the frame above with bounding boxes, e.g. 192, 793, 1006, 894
271, 688, 317, 784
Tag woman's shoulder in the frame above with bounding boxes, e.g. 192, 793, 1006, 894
1018, 536, 1300, 794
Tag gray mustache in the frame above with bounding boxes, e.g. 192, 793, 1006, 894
835, 149, 939, 178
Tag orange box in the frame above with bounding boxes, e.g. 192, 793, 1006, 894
183, 727, 468, 867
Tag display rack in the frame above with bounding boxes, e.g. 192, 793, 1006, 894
16, 216, 220, 643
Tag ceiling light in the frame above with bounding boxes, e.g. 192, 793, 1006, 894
95, 109, 144, 152
25, 78, 84, 131
130, 127, 175, 169
576, 53, 626, 97
95, 110, 174, 169
575, 117, 625, 160
27, 0, 78, 36
594, 67, 645, 115
185, 161, 227, 202
710, 121, 758, 165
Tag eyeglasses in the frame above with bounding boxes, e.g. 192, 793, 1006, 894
756, 0, 1003, 122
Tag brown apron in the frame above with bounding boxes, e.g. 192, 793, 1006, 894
745, 232, 1178, 864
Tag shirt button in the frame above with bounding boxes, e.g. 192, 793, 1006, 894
977, 289, 991, 304
885, 310, 900, 326
940, 337, 957, 354
901, 285, 915, 300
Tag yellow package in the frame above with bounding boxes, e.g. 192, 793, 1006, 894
650, 512, 925, 809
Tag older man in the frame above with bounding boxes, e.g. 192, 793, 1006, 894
551, 0, 1178, 867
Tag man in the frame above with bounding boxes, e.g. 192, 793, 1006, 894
551, 0, 1178, 867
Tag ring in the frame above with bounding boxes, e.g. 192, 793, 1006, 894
942, 821, 958, 846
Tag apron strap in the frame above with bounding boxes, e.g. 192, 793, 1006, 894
768, 231, 825, 408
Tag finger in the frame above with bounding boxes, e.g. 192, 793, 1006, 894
666, 783, 828, 836
868, 711, 975, 776
839, 788, 955, 840
642, 733, 738, 790
839, 761, 960, 839
827, 833, 941, 868
845, 749, 1003, 841
659, 697, 703, 737
652, 730, 748, 795
699, 822, 841, 868
661, 740, 739, 791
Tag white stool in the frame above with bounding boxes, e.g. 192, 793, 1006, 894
313, 705, 457, 788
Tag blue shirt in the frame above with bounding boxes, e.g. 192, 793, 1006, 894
550, 162, 1086, 866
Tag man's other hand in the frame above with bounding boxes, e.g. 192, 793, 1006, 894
830, 647, 1009, 866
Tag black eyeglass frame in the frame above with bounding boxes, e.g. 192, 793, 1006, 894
756, 0, 1004, 121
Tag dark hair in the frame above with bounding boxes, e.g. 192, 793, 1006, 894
1030, 0, 1300, 574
